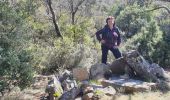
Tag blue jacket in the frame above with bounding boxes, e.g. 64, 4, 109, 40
96, 25, 121, 48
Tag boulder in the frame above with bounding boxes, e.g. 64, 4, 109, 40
59, 87, 80, 100
109, 57, 127, 75
83, 86, 94, 94
123, 50, 170, 82
73, 68, 89, 81
101, 76, 157, 93
45, 75, 63, 100
59, 70, 72, 82
90, 63, 110, 80
82, 93, 94, 100
62, 79, 78, 91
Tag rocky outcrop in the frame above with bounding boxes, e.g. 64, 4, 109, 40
45, 50, 170, 100
109, 50, 170, 83
123, 50, 170, 82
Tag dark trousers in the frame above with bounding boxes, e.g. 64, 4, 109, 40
101, 45, 122, 64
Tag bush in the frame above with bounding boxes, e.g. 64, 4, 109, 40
116, 4, 150, 37
0, 1, 34, 95
117, 3, 166, 66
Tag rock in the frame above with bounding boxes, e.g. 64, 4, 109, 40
90, 63, 110, 80
123, 50, 169, 82
59, 70, 72, 82
83, 86, 94, 94
75, 97, 82, 100
156, 81, 170, 91
59, 87, 80, 100
45, 75, 63, 100
150, 63, 170, 80
98, 94, 114, 100
82, 93, 94, 100
58, 70, 78, 91
101, 86, 116, 96
73, 68, 89, 81
62, 79, 78, 91
93, 94, 114, 100
101, 76, 157, 93
110, 57, 127, 75
93, 86, 116, 100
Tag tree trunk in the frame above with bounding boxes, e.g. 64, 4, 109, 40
47, 0, 62, 38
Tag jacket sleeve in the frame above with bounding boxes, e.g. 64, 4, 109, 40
116, 28, 121, 46
95, 29, 104, 42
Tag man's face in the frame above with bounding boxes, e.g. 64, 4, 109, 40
107, 18, 115, 26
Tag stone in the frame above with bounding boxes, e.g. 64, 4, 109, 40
101, 76, 157, 93
59, 87, 80, 100
90, 63, 110, 80
109, 50, 170, 83
93, 94, 114, 100
150, 63, 170, 80
45, 75, 63, 100
62, 79, 78, 91
73, 68, 89, 81
59, 70, 72, 82
83, 86, 94, 94
110, 57, 127, 75
99, 94, 114, 100
82, 93, 94, 100
75, 97, 82, 100
102, 86, 116, 96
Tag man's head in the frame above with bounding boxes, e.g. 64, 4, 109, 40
106, 16, 115, 26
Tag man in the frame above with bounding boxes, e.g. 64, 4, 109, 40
96, 16, 122, 64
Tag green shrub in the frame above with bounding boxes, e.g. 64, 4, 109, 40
0, 1, 34, 94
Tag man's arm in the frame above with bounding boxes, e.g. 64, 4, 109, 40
116, 28, 121, 46
95, 29, 103, 42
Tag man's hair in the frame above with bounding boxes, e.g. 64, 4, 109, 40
106, 16, 115, 24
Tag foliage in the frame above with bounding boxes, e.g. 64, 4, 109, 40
158, 16, 170, 67
30, 14, 98, 74
117, 2, 170, 67
116, 4, 151, 37
0, 1, 34, 94
137, 21, 163, 63
1, 0, 170, 96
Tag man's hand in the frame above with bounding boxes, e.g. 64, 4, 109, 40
113, 46, 118, 48
101, 40, 105, 44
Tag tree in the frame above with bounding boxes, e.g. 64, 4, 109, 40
53, 0, 96, 25
68, 0, 86, 24
116, 2, 168, 67
0, 1, 34, 95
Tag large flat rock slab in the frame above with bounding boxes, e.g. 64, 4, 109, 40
101, 76, 157, 93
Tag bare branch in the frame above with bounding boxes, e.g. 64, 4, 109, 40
74, 0, 85, 14
68, 0, 86, 24
146, 6, 170, 14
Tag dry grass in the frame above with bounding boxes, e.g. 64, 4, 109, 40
115, 91, 170, 100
